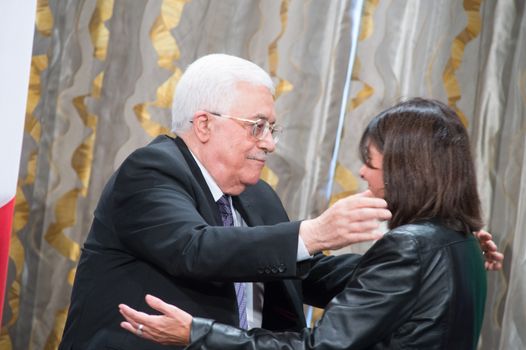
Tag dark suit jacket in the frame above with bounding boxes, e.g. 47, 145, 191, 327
59, 136, 313, 350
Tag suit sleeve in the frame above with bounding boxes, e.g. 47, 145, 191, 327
108, 144, 300, 282
186, 232, 422, 350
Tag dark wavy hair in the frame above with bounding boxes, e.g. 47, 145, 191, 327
359, 98, 483, 233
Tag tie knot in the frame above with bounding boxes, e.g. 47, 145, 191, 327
217, 194, 230, 208
217, 195, 233, 226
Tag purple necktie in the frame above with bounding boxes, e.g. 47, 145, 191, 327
217, 195, 248, 329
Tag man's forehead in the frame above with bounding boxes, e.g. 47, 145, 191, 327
230, 83, 276, 119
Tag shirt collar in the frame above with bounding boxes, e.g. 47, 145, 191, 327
188, 150, 224, 202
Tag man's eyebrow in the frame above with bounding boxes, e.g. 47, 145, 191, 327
254, 113, 278, 124
254, 113, 269, 120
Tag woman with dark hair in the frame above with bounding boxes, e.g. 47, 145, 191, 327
119, 98, 490, 349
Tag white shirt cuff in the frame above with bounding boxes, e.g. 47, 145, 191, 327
297, 236, 311, 261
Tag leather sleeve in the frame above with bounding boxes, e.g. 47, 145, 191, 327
109, 143, 301, 282
302, 253, 362, 308
186, 232, 422, 349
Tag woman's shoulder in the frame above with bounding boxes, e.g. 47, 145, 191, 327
389, 220, 442, 236
386, 220, 475, 252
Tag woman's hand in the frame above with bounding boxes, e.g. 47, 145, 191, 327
119, 294, 192, 346
475, 230, 504, 271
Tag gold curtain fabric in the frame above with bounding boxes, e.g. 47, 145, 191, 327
1, 0, 524, 349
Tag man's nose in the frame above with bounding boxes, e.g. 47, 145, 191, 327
258, 131, 276, 153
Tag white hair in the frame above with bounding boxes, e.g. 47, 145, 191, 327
171, 54, 275, 134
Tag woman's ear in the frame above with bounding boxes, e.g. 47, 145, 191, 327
192, 111, 211, 142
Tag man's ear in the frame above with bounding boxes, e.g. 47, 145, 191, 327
192, 111, 211, 142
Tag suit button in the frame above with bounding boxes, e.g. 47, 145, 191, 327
278, 265, 286, 273
257, 268, 265, 274
271, 267, 278, 274
264, 267, 271, 274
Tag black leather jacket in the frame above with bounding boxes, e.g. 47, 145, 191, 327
188, 220, 487, 350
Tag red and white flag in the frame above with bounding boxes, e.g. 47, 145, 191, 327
0, 1, 37, 324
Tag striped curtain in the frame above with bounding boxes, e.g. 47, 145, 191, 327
1, 1, 524, 349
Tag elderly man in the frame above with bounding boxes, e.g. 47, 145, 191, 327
58, 54, 393, 350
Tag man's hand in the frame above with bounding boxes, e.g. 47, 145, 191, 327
300, 190, 391, 254
119, 294, 192, 346
475, 230, 504, 271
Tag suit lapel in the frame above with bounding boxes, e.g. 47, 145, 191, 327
173, 137, 223, 226
232, 194, 264, 227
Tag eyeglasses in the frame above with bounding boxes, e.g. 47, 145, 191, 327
207, 111, 283, 143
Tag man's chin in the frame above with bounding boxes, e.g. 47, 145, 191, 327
243, 174, 264, 186
244, 178, 261, 186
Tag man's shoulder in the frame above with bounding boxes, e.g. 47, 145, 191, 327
124, 135, 183, 166
137, 134, 178, 155
113, 135, 189, 185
